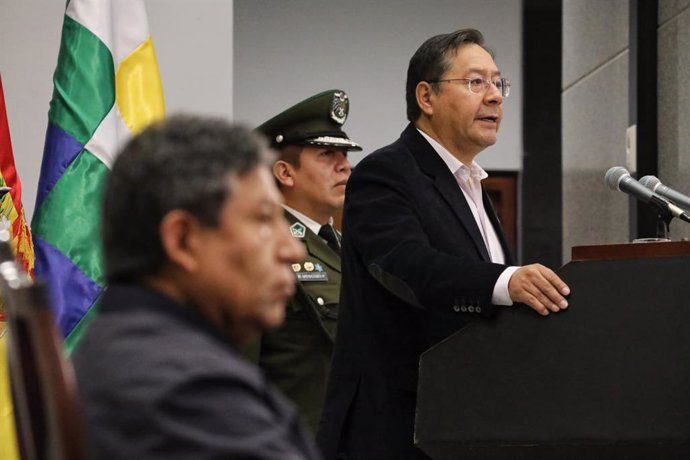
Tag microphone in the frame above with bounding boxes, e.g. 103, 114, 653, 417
605, 166, 690, 223
639, 175, 690, 210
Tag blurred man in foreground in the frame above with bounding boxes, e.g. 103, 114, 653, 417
73, 115, 321, 459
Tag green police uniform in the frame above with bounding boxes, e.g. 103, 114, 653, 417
258, 212, 340, 433
254, 90, 361, 434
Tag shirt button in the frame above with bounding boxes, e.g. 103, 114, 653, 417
317, 297, 325, 305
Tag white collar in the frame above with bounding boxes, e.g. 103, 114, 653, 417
283, 205, 333, 236
416, 128, 488, 181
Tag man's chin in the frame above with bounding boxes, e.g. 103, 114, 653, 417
479, 134, 498, 147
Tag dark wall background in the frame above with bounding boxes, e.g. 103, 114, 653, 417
521, 0, 563, 267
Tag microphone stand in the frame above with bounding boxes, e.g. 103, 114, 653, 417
656, 216, 670, 239
651, 195, 673, 239
650, 196, 674, 240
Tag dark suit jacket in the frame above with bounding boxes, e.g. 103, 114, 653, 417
259, 211, 341, 434
317, 124, 515, 459
73, 283, 321, 460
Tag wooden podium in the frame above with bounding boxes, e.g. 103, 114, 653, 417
415, 241, 690, 459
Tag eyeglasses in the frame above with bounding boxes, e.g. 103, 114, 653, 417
428, 77, 511, 99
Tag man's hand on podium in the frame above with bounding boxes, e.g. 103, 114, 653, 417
508, 264, 570, 316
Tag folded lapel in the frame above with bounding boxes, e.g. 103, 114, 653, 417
482, 188, 515, 265
433, 174, 491, 262
283, 210, 338, 344
284, 210, 341, 272
401, 125, 491, 262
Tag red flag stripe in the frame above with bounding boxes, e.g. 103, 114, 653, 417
0, 75, 23, 213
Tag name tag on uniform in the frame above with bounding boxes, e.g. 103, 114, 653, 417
293, 260, 328, 282
296, 272, 329, 282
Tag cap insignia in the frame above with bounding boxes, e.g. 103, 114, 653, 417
307, 136, 360, 149
330, 91, 349, 125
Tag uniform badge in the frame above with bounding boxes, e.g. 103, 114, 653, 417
330, 91, 349, 125
292, 263, 301, 272
289, 222, 306, 238
295, 261, 327, 281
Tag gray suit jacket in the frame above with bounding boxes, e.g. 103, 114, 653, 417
74, 283, 321, 460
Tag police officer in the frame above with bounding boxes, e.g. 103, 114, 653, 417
254, 89, 361, 434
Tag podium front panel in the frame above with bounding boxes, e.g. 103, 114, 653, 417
415, 256, 690, 459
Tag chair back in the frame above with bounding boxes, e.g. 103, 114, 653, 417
1, 230, 87, 460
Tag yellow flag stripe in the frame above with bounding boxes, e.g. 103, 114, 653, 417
115, 36, 165, 134
0, 335, 19, 459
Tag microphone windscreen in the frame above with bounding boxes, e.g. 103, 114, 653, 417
639, 175, 661, 191
605, 166, 629, 191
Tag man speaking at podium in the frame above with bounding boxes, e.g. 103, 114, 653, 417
317, 28, 571, 459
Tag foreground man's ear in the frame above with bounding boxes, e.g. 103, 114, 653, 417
159, 210, 204, 273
